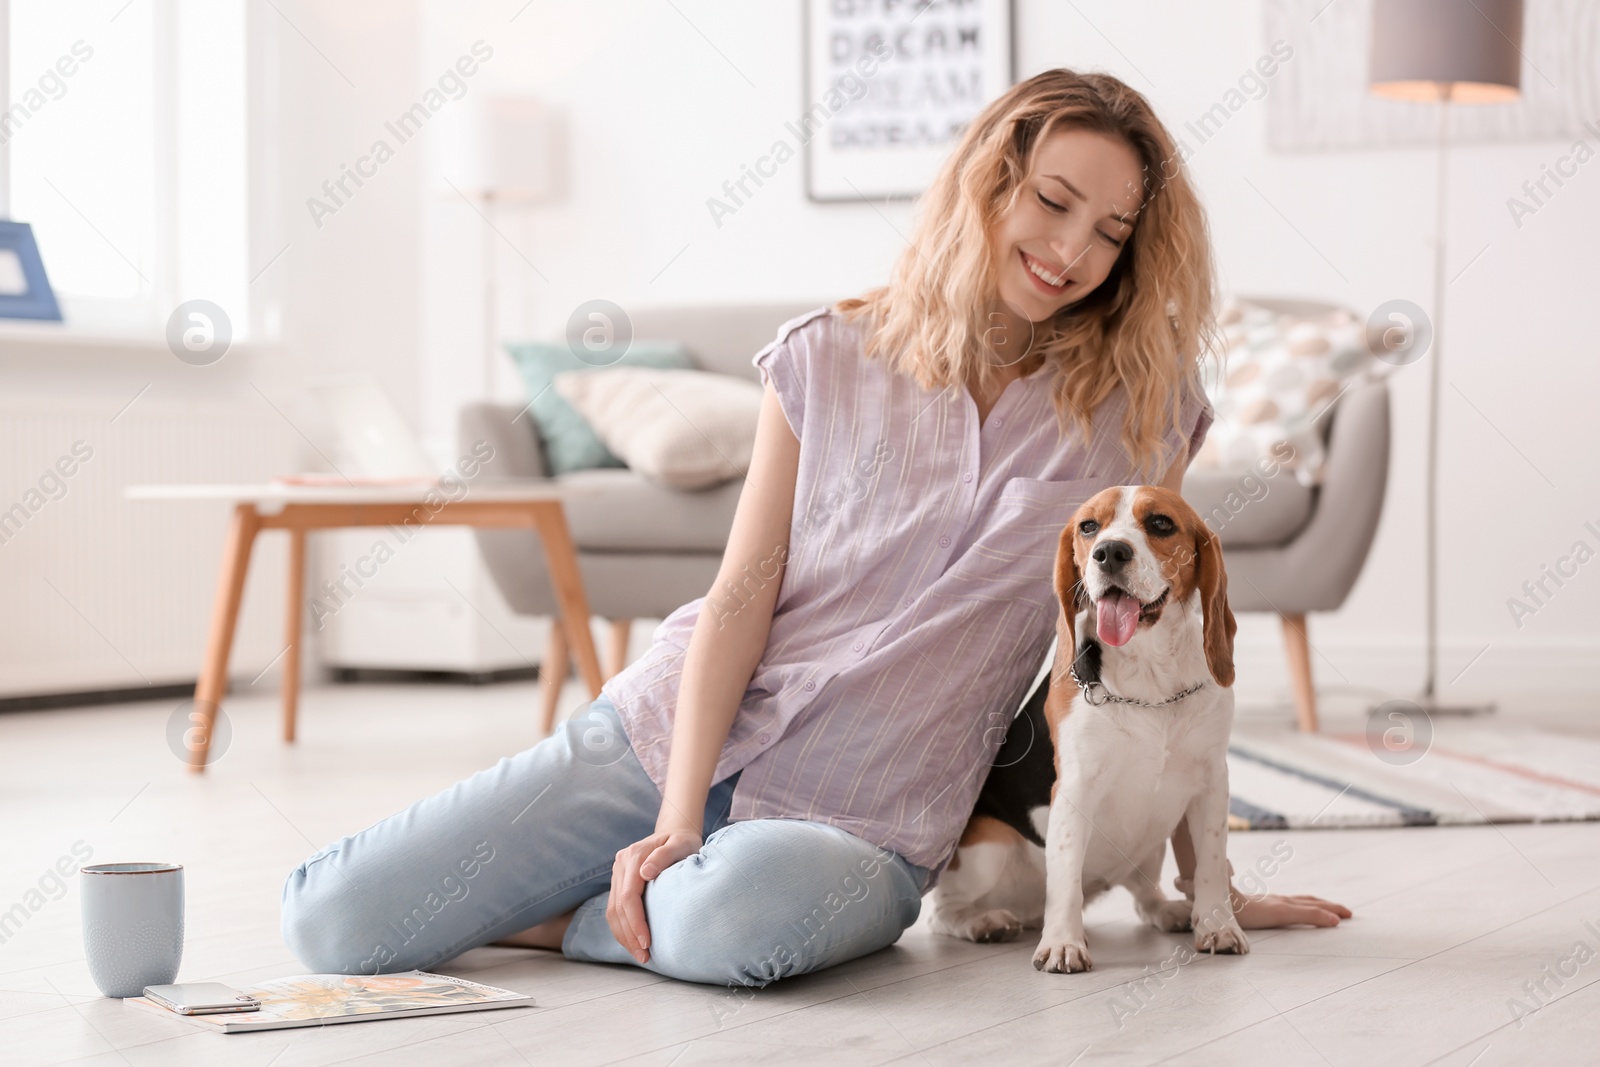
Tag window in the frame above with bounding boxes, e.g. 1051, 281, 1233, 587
2, 0, 247, 335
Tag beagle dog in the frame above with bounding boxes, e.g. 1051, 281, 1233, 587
928, 485, 1246, 973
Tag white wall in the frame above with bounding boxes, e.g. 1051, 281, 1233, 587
259, 0, 425, 438
272, 1, 1598, 708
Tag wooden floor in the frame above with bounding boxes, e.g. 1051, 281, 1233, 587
3, 678, 1597, 1066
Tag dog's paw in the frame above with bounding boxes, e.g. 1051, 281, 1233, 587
1032, 938, 1092, 973
1193, 918, 1250, 956
1147, 899, 1193, 933
964, 909, 1024, 943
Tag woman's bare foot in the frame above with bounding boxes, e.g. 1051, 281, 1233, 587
489, 908, 577, 951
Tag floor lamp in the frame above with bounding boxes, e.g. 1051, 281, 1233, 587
1368, 0, 1523, 715
448, 97, 564, 398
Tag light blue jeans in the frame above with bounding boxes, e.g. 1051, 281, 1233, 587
281, 697, 930, 988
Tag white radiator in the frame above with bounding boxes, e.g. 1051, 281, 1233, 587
0, 394, 297, 698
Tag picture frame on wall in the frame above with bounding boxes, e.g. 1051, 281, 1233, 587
0, 221, 63, 321
803, 0, 1015, 202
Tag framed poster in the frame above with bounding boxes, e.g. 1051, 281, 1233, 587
804, 0, 1015, 202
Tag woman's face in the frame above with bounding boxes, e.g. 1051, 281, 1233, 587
991, 126, 1145, 324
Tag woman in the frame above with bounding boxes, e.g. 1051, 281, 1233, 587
281, 69, 1349, 989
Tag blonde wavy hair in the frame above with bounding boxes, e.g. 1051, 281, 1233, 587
838, 68, 1222, 481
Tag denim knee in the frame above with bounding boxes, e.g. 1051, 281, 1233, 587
641, 851, 785, 988
638, 823, 922, 989
281, 845, 374, 975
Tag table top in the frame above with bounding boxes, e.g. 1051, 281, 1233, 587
125, 479, 585, 505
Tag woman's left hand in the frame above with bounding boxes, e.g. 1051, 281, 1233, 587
1233, 892, 1352, 929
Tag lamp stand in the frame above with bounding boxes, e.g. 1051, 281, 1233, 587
482, 190, 498, 399
1379, 87, 1496, 719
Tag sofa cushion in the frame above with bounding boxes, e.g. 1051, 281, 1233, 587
1182, 461, 1315, 548
502, 339, 694, 475
561, 463, 1311, 555
558, 467, 742, 552
553, 367, 762, 490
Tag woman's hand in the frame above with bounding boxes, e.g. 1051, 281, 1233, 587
606, 829, 703, 964
1233, 891, 1352, 929
1170, 840, 1353, 931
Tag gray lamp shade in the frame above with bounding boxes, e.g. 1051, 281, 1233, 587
1369, 0, 1524, 103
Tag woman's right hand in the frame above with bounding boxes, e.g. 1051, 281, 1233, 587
607, 828, 703, 964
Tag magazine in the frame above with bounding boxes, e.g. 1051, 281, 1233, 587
126, 971, 534, 1034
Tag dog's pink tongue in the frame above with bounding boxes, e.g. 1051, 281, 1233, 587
1096, 589, 1142, 647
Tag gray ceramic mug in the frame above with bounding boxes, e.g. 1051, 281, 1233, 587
81, 863, 184, 998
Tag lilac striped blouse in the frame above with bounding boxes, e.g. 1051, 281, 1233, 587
602, 307, 1214, 891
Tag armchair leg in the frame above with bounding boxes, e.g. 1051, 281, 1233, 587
540, 617, 569, 737
1280, 612, 1320, 732
606, 618, 632, 680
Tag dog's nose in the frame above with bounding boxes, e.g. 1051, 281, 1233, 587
1092, 539, 1134, 572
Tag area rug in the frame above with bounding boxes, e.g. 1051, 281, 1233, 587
1225, 725, 1600, 830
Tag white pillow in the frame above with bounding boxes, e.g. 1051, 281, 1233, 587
552, 367, 762, 490
1190, 297, 1394, 487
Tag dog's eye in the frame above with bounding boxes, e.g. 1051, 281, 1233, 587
1145, 514, 1176, 535
1078, 520, 1099, 536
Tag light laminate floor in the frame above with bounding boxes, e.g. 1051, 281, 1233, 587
2, 679, 1597, 1066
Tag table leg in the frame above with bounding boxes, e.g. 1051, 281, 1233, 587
190, 504, 261, 773
283, 528, 306, 743
606, 618, 632, 679
530, 502, 603, 698
540, 616, 569, 737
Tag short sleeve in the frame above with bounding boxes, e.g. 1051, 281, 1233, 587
1184, 370, 1216, 462
1156, 362, 1214, 480
752, 307, 829, 441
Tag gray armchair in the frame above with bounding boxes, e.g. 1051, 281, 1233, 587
1180, 297, 1391, 731
462, 299, 1389, 734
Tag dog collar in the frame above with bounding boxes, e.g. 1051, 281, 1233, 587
1067, 662, 1209, 708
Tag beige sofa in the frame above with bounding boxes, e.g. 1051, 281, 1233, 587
462, 300, 1388, 733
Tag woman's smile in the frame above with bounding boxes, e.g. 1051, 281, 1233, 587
1019, 249, 1072, 294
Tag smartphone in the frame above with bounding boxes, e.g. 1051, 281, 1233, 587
143, 982, 261, 1015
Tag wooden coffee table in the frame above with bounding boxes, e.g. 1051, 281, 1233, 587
125, 481, 603, 772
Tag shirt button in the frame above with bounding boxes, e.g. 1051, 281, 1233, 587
758, 731, 771, 744
939, 535, 950, 548
804, 680, 816, 691
852, 641, 863, 651
992, 417, 1004, 427
962, 472, 973, 483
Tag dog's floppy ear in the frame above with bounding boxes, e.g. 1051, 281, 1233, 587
1052, 520, 1086, 655
1195, 525, 1237, 687
1045, 521, 1088, 736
